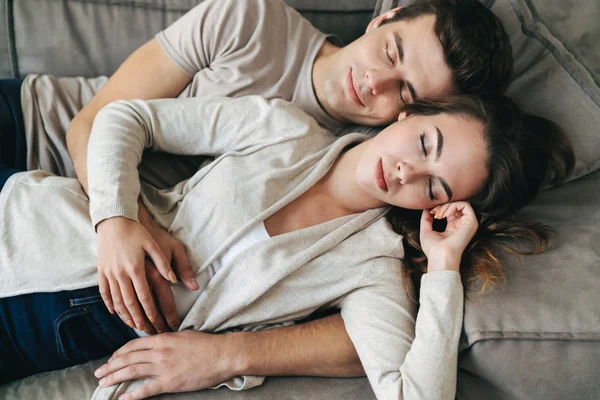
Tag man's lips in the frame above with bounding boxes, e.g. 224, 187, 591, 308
347, 69, 364, 107
375, 158, 388, 192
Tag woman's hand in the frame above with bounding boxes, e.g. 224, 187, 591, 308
419, 201, 479, 272
94, 331, 235, 400
97, 217, 194, 332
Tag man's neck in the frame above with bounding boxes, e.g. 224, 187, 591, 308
311, 41, 347, 124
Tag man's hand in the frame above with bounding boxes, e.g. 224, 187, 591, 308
137, 201, 199, 332
94, 331, 235, 399
96, 217, 198, 333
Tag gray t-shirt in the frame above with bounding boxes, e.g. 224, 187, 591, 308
19, 0, 344, 188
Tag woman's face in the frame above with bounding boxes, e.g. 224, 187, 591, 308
356, 112, 489, 210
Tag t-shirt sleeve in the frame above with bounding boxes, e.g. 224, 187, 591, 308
87, 95, 323, 227
339, 266, 463, 400
155, 0, 266, 78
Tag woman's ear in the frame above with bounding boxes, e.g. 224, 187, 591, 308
397, 111, 409, 122
366, 7, 403, 33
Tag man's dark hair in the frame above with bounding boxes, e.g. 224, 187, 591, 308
380, 0, 513, 94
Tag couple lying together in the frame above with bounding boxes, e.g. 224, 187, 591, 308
0, 93, 574, 399
0, 1, 575, 400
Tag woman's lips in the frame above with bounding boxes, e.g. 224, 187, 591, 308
375, 158, 388, 192
347, 69, 364, 107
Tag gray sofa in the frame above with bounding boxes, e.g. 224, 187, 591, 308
1, 0, 599, 399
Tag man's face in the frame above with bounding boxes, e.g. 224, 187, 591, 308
315, 12, 455, 126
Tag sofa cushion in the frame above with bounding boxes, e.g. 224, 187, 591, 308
375, 0, 600, 181
0, 0, 376, 79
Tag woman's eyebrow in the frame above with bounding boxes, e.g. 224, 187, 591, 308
435, 126, 443, 161
434, 126, 452, 201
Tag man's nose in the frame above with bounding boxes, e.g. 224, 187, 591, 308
365, 69, 397, 95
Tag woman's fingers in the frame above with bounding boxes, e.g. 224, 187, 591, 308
171, 243, 198, 291
98, 273, 114, 314
420, 209, 434, 235
130, 271, 159, 327
109, 277, 134, 329
144, 240, 176, 284
118, 276, 150, 332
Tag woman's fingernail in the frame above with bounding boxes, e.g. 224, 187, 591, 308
94, 368, 102, 377
188, 279, 199, 289
99, 378, 106, 387
168, 271, 178, 283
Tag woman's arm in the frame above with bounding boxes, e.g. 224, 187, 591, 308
67, 39, 190, 194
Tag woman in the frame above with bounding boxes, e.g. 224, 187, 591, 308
0, 94, 573, 400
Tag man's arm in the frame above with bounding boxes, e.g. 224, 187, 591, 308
95, 314, 364, 400
66, 38, 190, 193
233, 313, 364, 377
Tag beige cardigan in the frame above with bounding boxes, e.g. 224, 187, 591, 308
0, 96, 463, 400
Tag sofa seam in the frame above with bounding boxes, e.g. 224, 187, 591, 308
512, 0, 600, 106
32, 0, 374, 13
5, 0, 19, 78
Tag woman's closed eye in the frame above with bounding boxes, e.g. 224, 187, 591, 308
420, 133, 428, 157
428, 178, 435, 201
385, 43, 394, 64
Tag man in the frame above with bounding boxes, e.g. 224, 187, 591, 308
0, 0, 512, 395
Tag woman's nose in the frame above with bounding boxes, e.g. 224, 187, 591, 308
365, 69, 397, 96
397, 161, 423, 184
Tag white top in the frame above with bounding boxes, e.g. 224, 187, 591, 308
0, 96, 463, 399
134, 222, 271, 337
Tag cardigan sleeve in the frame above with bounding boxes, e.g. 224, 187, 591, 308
339, 267, 463, 400
87, 95, 324, 228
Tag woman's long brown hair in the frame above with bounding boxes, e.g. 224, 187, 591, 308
386, 95, 575, 297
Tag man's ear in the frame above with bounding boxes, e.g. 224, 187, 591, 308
397, 111, 409, 122
366, 7, 403, 33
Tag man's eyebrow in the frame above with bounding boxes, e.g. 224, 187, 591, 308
435, 126, 452, 201
435, 126, 443, 161
394, 31, 418, 100
393, 32, 404, 63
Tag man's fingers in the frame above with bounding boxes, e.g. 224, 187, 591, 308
171, 243, 198, 290
109, 336, 154, 361
95, 350, 155, 380
98, 361, 155, 389
149, 267, 179, 332
120, 380, 165, 400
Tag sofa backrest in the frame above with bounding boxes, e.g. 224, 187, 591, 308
0, 0, 376, 79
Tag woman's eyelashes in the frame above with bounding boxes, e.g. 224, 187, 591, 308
428, 178, 435, 201
385, 43, 394, 64
420, 133, 436, 201
420, 133, 428, 157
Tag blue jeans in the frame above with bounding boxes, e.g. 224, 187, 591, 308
0, 79, 27, 190
0, 286, 138, 385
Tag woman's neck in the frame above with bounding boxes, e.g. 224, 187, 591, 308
263, 141, 387, 237
315, 142, 387, 215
